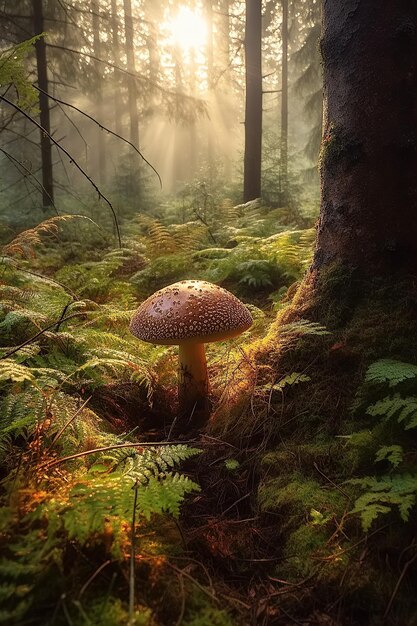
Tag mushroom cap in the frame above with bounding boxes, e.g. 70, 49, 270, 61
130, 280, 253, 346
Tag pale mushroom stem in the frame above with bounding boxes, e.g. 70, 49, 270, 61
178, 342, 210, 422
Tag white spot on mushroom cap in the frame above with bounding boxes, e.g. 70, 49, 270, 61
130, 280, 253, 345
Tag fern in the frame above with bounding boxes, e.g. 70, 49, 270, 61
350, 359, 417, 530
375, 445, 404, 468
367, 394, 417, 430
350, 474, 417, 530
50, 445, 201, 554
273, 373, 312, 391
279, 319, 331, 337
0, 37, 41, 110
0, 359, 36, 383
365, 359, 417, 388
2, 215, 96, 259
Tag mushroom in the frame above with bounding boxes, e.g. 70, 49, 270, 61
129, 280, 253, 428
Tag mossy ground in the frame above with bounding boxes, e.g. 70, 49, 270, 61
3, 214, 417, 625
197, 263, 417, 624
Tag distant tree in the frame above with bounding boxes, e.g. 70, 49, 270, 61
243, 0, 262, 202
123, 0, 140, 148
32, 0, 54, 209
92, 0, 106, 183
278, 0, 288, 202
110, 0, 123, 135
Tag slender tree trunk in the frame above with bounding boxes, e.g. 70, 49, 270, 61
243, 0, 262, 202
279, 0, 288, 201
173, 43, 184, 187
123, 0, 140, 148
92, 0, 106, 184
219, 0, 231, 77
205, 0, 215, 183
316, 1, 417, 275
32, 0, 54, 209
110, 0, 123, 136
189, 48, 197, 178
219, 0, 232, 178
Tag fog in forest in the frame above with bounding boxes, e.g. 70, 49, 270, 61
0, 0, 321, 234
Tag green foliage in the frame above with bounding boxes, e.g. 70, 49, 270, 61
364, 359, 417, 388
224, 458, 240, 471
375, 445, 404, 468
367, 395, 417, 430
349, 359, 417, 530
350, 474, 417, 531
272, 372, 312, 391
0, 37, 41, 110
55, 446, 200, 554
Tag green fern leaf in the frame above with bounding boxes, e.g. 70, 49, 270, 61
375, 445, 404, 468
365, 359, 417, 388
367, 395, 417, 429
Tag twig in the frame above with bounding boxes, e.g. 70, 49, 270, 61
34, 85, 162, 188
37, 439, 198, 470
0, 94, 122, 247
129, 482, 139, 624
0, 312, 85, 360
0, 148, 59, 215
78, 560, 112, 598
45, 395, 92, 454
313, 462, 351, 500
219, 492, 251, 518
384, 548, 417, 619
163, 561, 219, 604
174, 573, 185, 626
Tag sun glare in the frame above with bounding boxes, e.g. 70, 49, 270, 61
168, 6, 207, 51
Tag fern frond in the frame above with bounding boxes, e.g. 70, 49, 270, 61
367, 394, 417, 430
365, 359, 417, 388
350, 474, 417, 530
2, 215, 97, 259
279, 319, 331, 337
375, 445, 404, 468
0, 360, 35, 383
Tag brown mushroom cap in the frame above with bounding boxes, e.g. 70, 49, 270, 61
130, 280, 253, 346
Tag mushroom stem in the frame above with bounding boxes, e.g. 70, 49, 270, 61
178, 342, 210, 423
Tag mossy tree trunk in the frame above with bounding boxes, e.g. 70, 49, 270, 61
316, 1, 417, 276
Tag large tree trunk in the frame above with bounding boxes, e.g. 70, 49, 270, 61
32, 0, 54, 209
279, 0, 288, 201
243, 0, 262, 202
123, 0, 140, 148
316, 1, 417, 276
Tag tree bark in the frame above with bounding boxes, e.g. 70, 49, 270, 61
316, 0, 417, 276
123, 0, 140, 148
279, 0, 288, 201
243, 0, 262, 202
32, 0, 54, 209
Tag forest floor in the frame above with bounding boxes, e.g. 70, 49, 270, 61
1, 204, 417, 625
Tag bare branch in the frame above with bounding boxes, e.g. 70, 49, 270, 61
1, 94, 122, 247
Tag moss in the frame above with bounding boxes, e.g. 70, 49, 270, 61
283, 524, 331, 578
319, 124, 364, 174
258, 472, 345, 518
183, 591, 236, 626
